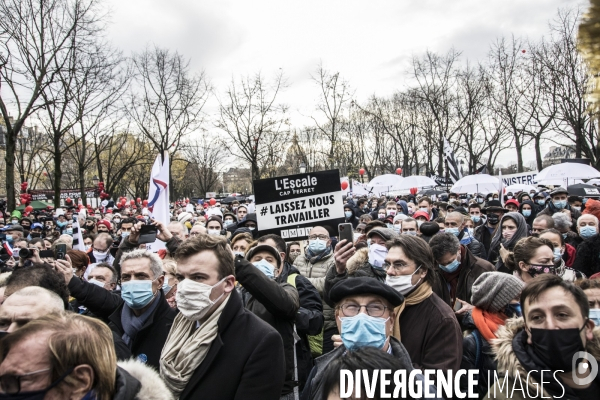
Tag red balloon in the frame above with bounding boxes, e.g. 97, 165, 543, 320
136, 197, 141, 203
341, 181, 349, 190
142, 200, 148, 206
130, 199, 135, 206
396, 168, 402, 175
66, 197, 72, 203
25, 206, 33, 213
359, 168, 365, 176
209, 198, 216, 206
521, 49, 526, 53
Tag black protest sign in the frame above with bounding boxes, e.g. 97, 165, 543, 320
253, 170, 345, 240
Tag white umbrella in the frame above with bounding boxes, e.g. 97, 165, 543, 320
395, 175, 437, 190
505, 184, 537, 193
366, 174, 404, 194
586, 178, 600, 185
536, 163, 600, 185
450, 174, 500, 194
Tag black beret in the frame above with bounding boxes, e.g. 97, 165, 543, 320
329, 277, 404, 307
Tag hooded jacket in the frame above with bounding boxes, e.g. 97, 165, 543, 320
343, 203, 359, 228
485, 318, 600, 399
518, 200, 538, 227
113, 359, 173, 400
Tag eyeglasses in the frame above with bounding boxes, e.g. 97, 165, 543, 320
190, 232, 202, 236
339, 303, 388, 317
382, 261, 418, 273
308, 235, 329, 241
0, 368, 50, 394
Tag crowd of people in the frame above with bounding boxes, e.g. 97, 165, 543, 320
0, 187, 598, 399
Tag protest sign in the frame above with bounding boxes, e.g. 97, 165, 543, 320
253, 170, 345, 240
497, 171, 539, 186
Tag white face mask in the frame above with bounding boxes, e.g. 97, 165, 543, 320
93, 250, 108, 260
88, 278, 105, 288
386, 266, 422, 295
368, 244, 388, 269
207, 229, 221, 236
176, 278, 226, 321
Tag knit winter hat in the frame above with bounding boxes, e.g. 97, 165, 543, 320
470, 272, 524, 313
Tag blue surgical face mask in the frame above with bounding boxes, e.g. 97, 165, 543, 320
121, 232, 130, 239
403, 231, 417, 236
253, 259, 275, 279
553, 247, 563, 261
308, 239, 327, 254
439, 255, 460, 273
66, 228, 73, 235
553, 200, 567, 209
537, 199, 546, 206
5, 235, 12, 243
505, 303, 522, 318
471, 215, 480, 223
393, 225, 401, 233
445, 227, 460, 236
590, 309, 600, 327
57, 221, 67, 227
121, 280, 157, 309
562, 233, 568, 239
467, 227, 474, 235
522, 210, 531, 217
345, 211, 353, 219
340, 313, 388, 350
386, 223, 393, 229
580, 226, 597, 239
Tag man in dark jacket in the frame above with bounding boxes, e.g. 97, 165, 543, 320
258, 234, 324, 390
302, 278, 438, 400
428, 233, 495, 327
159, 235, 285, 400
343, 203, 359, 229
240, 244, 300, 398
444, 211, 487, 259
59, 248, 176, 370
537, 187, 582, 227
473, 200, 505, 254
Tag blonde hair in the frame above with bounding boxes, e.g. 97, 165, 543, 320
0, 312, 116, 400
162, 259, 177, 276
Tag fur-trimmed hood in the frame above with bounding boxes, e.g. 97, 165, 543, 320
347, 247, 369, 276
114, 359, 173, 400
492, 317, 600, 397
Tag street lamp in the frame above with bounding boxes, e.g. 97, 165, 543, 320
299, 162, 306, 174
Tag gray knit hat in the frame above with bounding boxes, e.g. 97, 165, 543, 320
367, 227, 398, 241
470, 272, 524, 313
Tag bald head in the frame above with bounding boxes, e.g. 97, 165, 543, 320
0, 286, 64, 332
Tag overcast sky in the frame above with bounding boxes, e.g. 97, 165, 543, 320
105, 0, 587, 169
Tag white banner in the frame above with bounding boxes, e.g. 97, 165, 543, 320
496, 171, 539, 186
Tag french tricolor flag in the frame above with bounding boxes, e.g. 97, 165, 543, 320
3, 242, 13, 257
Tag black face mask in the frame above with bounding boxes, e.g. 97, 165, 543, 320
487, 215, 499, 225
29, 233, 41, 238
529, 325, 586, 371
0, 367, 72, 400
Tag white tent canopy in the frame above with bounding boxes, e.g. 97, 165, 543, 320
536, 163, 600, 185
450, 174, 500, 194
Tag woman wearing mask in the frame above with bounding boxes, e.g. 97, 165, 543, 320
538, 228, 579, 272
459, 272, 524, 398
488, 212, 529, 273
518, 199, 538, 230
504, 236, 570, 283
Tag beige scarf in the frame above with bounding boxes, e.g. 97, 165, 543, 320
392, 281, 433, 340
160, 296, 229, 398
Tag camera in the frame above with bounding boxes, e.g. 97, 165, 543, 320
19, 248, 33, 259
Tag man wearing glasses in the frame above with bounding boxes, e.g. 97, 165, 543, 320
301, 277, 437, 400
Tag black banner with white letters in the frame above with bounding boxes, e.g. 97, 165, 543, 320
253, 170, 345, 240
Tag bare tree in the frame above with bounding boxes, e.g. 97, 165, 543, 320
128, 45, 210, 197
311, 63, 354, 170
217, 72, 290, 181
181, 136, 222, 197
0, 0, 102, 210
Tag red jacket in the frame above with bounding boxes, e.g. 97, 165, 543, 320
564, 243, 576, 268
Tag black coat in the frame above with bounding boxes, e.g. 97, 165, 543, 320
179, 289, 286, 400
573, 235, 600, 277
459, 312, 497, 399
236, 256, 300, 395
276, 262, 324, 390
67, 277, 176, 369
458, 229, 487, 260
